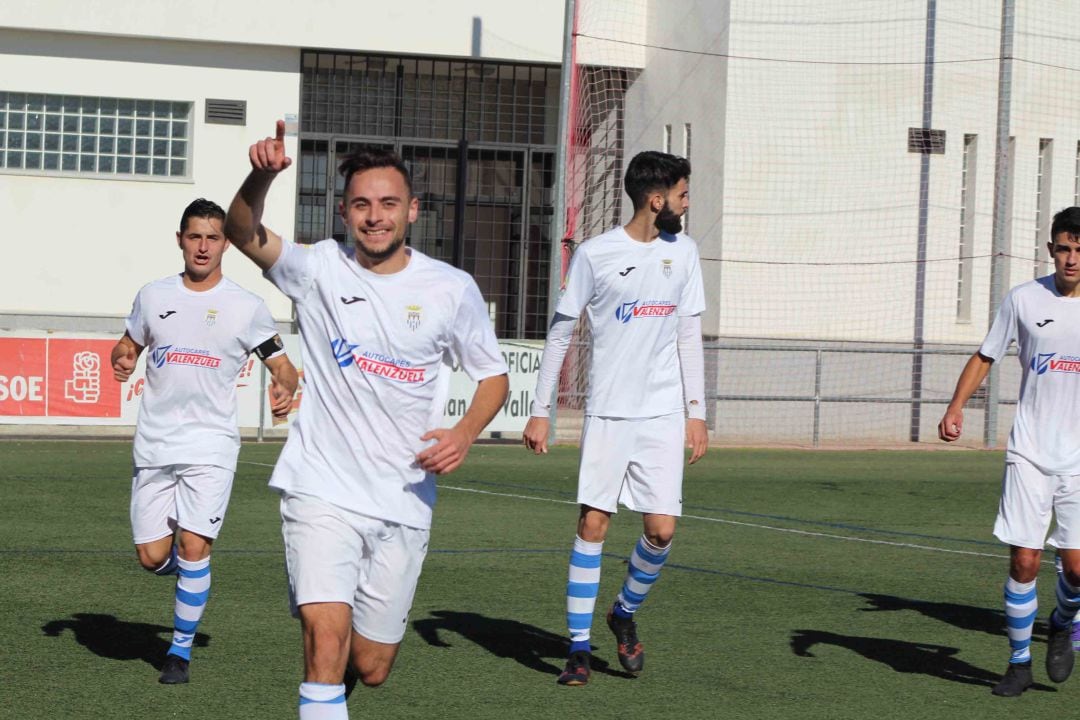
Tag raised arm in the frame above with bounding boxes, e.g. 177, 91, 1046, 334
224, 120, 293, 271
938, 352, 994, 441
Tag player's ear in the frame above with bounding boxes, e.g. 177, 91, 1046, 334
407, 196, 419, 224
176, 231, 182, 248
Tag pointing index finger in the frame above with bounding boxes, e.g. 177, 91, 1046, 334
275, 119, 286, 143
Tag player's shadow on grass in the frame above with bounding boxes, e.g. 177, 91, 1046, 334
858, 593, 1049, 641
42, 613, 209, 670
412, 610, 631, 679
791, 629, 1055, 692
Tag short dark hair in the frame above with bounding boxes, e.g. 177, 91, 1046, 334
338, 148, 413, 197
624, 151, 691, 211
179, 198, 225, 234
1051, 206, 1080, 241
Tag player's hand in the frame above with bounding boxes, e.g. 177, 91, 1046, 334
522, 416, 550, 455
686, 418, 708, 464
417, 426, 473, 475
268, 378, 294, 419
938, 408, 963, 441
111, 342, 137, 383
249, 120, 293, 174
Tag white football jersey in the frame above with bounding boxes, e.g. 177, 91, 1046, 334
556, 226, 706, 418
264, 239, 508, 530
980, 275, 1080, 474
125, 275, 280, 470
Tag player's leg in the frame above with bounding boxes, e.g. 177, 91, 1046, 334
560, 416, 628, 686
281, 493, 365, 719
1045, 474, 1080, 682
131, 466, 180, 574
299, 603, 353, 719
346, 515, 428, 688
991, 462, 1055, 696
607, 413, 684, 675
159, 464, 233, 683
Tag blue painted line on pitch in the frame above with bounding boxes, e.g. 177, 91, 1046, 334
441, 477, 999, 549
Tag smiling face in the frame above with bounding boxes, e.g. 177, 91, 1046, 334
339, 166, 419, 267
177, 215, 228, 285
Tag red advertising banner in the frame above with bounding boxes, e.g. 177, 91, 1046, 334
0, 337, 121, 418
47, 339, 122, 417
0, 338, 47, 416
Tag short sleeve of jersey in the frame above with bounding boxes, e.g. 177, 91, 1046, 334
451, 280, 509, 381
265, 238, 319, 302
125, 288, 148, 346
555, 249, 595, 318
244, 300, 282, 356
679, 241, 707, 317
979, 290, 1019, 361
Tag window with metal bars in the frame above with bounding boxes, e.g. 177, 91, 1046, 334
297, 51, 560, 339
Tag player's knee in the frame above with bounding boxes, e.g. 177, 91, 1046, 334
1010, 555, 1041, 583
177, 532, 212, 561
645, 528, 674, 548
578, 509, 610, 542
359, 664, 392, 687
135, 546, 166, 571
352, 655, 394, 687
1061, 561, 1080, 588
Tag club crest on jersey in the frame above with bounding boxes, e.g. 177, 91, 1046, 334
205, 309, 218, 327
614, 299, 677, 324
662, 259, 673, 278
1031, 352, 1080, 375
406, 305, 422, 331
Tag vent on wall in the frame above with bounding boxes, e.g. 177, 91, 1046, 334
205, 99, 246, 126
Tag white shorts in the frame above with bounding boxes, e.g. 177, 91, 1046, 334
130, 464, 235, 544
993, 462, 1080, 550
280, 493, 430, 645
578, 412, 685, 516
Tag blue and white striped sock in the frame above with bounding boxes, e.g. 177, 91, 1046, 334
168, 556, 210, 661
567, 536, 603, 655
299, 682, 347, 720
1053, 569, 1080, 628
613, 535, 671, 619
1004, 576, 1037, 664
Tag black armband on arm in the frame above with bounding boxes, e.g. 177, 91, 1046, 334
253, 334, 285, 360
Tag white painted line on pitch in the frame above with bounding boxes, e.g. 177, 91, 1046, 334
238, 460, 1038, 564
437, 484, 1020, 562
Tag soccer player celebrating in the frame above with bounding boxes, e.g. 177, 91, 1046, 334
940, 206, 1080, 696
111, 198, 298, 684
522, 151, 707, 685
225, 122, 509, 719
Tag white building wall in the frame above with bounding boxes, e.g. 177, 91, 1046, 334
0, 28, 300, 323
0, 0, 564, 62
0, 1, 567, 329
